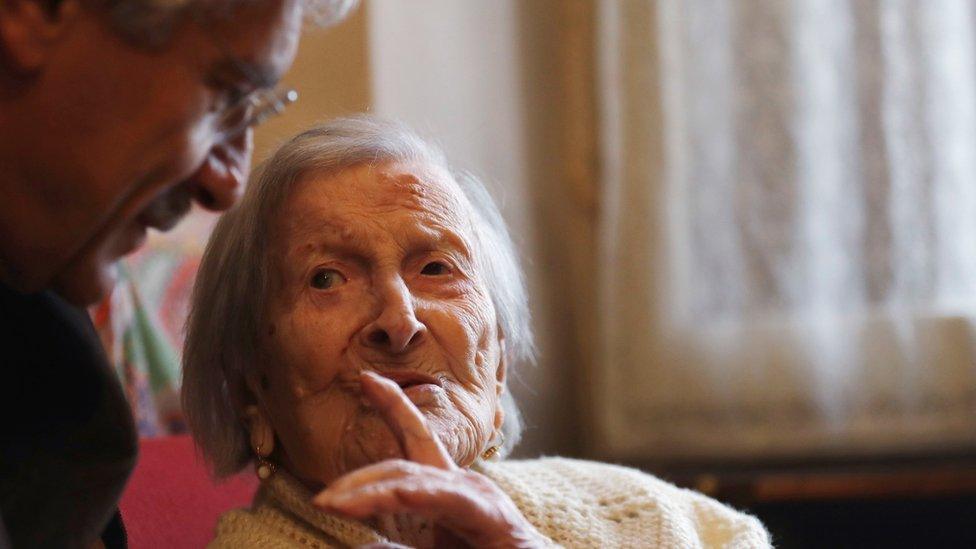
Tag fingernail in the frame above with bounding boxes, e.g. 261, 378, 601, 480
312, 490, 334, 506
318, 494, 354, 510
361, 371, 397, 389
331, 493, 354, 505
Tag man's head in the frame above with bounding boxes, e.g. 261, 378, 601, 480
82, 0, 357, 48
0, 0, 355, 305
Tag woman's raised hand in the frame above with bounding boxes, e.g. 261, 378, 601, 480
311, 371, 549, 548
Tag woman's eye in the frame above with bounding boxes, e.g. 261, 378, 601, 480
309, 269, 347, 290
420, 261, 451, 276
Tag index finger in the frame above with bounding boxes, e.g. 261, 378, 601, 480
360, 371, 455, 470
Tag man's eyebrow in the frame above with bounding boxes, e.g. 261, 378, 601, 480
215, 57, 279, 89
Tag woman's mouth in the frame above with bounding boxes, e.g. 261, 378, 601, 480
373, 371, 444, 404
376, 370, 441, 389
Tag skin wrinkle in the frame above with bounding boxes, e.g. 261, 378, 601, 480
424, 308, 482, 383
294, 215, 473, 268
253, 160, 504, 489
283, 225, 475, 311
445, 396, 491, 466
348, 412, 398, 474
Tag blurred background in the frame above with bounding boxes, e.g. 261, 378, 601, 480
101, 1, 976, 546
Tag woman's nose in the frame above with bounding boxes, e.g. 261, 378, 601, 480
361, 280, 427, 354
187, 129, 253, 211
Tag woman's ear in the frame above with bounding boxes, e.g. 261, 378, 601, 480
495, 332, 507, 392
494, 333, 507, 431
244, 405, 275, 457
493, 405, 505, 432
0, 0, 79, 73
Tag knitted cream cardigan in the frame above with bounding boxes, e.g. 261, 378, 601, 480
210, 457, 771, 548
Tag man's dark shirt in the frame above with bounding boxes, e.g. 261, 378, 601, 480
0, 282, 137, 548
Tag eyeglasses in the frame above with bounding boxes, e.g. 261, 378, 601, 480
218, 85, 299, 139
200, 25, 299, 140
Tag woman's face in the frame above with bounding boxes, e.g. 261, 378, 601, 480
254, 160, 506, 487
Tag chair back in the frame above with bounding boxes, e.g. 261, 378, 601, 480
119, 435, 257, 548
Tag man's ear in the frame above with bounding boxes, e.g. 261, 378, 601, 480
0, 0, 79, 73
244, 405, 275, 457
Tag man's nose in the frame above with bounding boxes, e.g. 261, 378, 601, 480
188, 129, 254, 211
361, 279, 427, 354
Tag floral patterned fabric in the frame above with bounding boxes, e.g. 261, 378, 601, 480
91, 209, 216, 437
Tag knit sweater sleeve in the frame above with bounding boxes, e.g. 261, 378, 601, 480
209, 507, 343, 549
207, 474, 388, 549
477, 457, 771, 549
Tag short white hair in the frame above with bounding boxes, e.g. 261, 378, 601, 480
182, 116, 534, 477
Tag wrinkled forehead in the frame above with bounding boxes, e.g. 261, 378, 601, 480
276, 161, 478, 247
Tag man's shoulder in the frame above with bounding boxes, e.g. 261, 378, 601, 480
0, 282, 120, 439
0, 282, 102, 368
0, 282, 138, 547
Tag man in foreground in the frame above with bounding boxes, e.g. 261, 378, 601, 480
0, 0, 353, 546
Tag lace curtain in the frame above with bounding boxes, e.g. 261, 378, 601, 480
596, 0, 976, 460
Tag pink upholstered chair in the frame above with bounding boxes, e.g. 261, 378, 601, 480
119, 435, 257, 548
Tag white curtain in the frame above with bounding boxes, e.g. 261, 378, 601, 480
596, 0, 976, 460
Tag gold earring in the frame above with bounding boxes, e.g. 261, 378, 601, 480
255, 443, 276, 480
481, 431, 505, 461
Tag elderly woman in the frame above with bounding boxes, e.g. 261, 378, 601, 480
182, 117, 769, 548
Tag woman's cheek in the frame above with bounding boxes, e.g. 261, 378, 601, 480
448, 296, 494, 342
286, 291, 368, 387
432, 390, 495, 466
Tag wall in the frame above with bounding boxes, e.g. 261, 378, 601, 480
253, 5, 371, 160
368, 1, 596, 458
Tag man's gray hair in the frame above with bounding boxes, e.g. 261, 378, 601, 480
182, 116, 534, 477
93, 0, 357, 46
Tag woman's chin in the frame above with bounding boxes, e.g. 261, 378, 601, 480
325, 411, 483, 480
340, 426, 405, 469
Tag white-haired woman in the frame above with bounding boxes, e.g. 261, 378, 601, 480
182, 117, 770, 548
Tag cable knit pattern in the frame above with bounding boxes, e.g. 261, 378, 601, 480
211, 472, 388, 548
210, 457, 770, 548
476, 458, 769, 548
